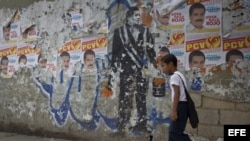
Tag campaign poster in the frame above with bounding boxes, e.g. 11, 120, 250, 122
154, 1, 186, 70
185, 0, 221, 32
219, 0, 250, 83
169, 4, 186, 70
57, 39, 82, 77
0, 10, 21, 43
222, 0, 250, 62
154, 1, 186, 30
21, 24, 38, 42
67, 5, 83, 30
81, 36, 108, 72
184, 0, 223, 92
185, 0, 223, 71
0, 25, 11, 43
0, 44, 18, 78
78, 36, 108, 121
17, 43, 41, 68
222, 0, 250, 35
9, 9, 22, 42
223, 27, 250, 63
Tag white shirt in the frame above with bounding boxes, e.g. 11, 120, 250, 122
169, 71, 188, 102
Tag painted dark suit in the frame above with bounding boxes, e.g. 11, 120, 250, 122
110, 7, 156, 134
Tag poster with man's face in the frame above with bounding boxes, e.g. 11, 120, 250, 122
223, 26, 250, 65
21, 24, 38, 42
81, 36, 108, 72
0, 44, 18, 78
185, 0, 222, 32
185, 0, 223, 71
57, 39, 82, 77
17, 43, 41, 68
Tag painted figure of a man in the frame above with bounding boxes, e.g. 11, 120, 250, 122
110, 6, 157, 135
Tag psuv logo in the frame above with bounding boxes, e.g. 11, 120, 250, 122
224, 125, 250, 141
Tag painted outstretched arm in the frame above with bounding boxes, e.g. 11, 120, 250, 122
106, 28, 122, 87
145, 28, 157, 69
110, 28, 122, 74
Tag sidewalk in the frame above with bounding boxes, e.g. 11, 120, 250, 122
0, 132, 74, 141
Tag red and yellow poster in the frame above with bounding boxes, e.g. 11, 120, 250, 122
0, 44, 18, 78
57, 39, 82, 77
81, 36, 108, 71
185, 0, 223, 71
223, 27, 250, 64
154, 1, 186, 69
221, 0, 250, 64
17, 43, 41, 68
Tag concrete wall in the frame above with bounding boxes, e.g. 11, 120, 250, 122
0, 0, 250, 141
187, 93, 250, 140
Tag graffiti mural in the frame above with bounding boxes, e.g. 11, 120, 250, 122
0, 0, 250, 140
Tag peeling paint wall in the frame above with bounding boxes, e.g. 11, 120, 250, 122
0, 0, 250, 141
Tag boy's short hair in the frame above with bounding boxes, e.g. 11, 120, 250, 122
161, 54, 178, 67
159, 46, 170, 53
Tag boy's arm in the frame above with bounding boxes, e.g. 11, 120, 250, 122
171, 84, 180, 121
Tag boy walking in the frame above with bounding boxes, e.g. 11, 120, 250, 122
160, 54, 191, 141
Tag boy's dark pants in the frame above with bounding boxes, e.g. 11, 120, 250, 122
168, 102, 191, 141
